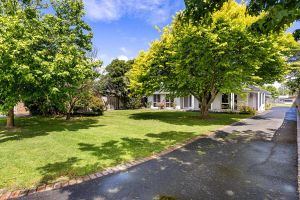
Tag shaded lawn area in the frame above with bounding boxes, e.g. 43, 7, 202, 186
0, 109, 250, 191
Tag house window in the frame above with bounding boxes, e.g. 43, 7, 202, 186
234, 94, 238, 110
183, 95, 192, 108
165, 96, 174, 107
221, 94, 230, 109
153, 94, 160, 107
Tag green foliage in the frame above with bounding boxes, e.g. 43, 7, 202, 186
278, 84, 291, 95
25, 97, 62, 116
286, 50, 300, 94
262, 85, 279, 98
96, 59, 142, 109
247, 0, 300, 33
183, 0, 227, 24
126, 95, 143, 109
98, 59, 131, 97
74, 87, 105, 116
184, 0, 300, 39
130, 1, 298, 117
43, 0, 101, 118
265, 103, 272, 110
293, 30, 300, 41
0, 0, 101, 121
239, 106, 256, 115
0, 2, 45, 112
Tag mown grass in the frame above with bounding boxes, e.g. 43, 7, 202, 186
272, 103, 293, 107
0, 109, 249, 190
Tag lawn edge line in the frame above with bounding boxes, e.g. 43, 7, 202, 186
3, 114, 253, 200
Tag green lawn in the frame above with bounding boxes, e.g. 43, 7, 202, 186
272, 103, 293, 107
0, 110, 249, 191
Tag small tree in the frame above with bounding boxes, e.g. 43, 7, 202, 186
130, 1, 298, 118
96, 59, 134, 108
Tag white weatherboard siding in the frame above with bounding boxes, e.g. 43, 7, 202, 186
174, 97, 181, 109
148, 87, 269, 112
248, 93, 257, 110
211, 93, 222, 110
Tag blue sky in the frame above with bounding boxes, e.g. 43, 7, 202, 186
82, 0, 300, 66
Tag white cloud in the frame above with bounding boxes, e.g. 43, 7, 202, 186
118, 55, 129, 61
83, 0, 121, 21
82, 0, 183, 25
120, 47, 130, 54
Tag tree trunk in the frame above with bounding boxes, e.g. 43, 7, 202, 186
66, 112, 71, 120
6, 108, 15, 128
66, 100, 75, 120
197, 90, 218, 119
199, 102, 210, 119
66, 106, 72, 120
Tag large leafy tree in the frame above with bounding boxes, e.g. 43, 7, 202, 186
130, 1, 298, 118
0, 0, 99, 126
0, 0, 47, 127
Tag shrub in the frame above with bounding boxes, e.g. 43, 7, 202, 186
172, 102, 177, 109
239, 106, 256, 115
159, 102, 165, 109
126, 96, 143, 109
74, 95, 105, 116
25, 98, 63, 116
147, 101, 152, 108
265, 103, 272, 110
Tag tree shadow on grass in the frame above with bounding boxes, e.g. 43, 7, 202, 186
36, 131, 196, 184
0, 117, 102, 143
129, 111, 248, 127
146, 131, 195, 143
78, 137, 165, 166
36, 157, 99, 184
78, 131, 196, 165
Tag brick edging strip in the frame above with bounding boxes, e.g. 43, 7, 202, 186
0, 115, 257, 200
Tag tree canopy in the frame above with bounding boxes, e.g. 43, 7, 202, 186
184, 0, 300, 35
247, 0, 300, 33
130, 1, 298, 117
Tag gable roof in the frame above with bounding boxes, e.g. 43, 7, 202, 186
244, 85, 272, 95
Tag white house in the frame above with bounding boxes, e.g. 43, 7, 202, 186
147, 86, 271, 112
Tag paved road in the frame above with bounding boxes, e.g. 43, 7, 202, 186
16, 107, 298, 200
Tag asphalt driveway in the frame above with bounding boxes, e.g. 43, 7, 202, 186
16, 107, 298, 200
